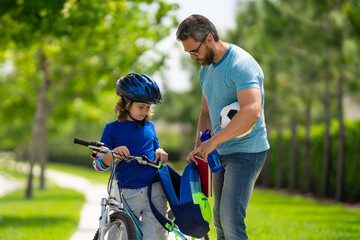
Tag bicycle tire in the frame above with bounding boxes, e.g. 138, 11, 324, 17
93, 212, 137, 240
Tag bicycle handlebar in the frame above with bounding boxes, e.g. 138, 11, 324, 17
74, 138, 160, 169
74, 138, 107, 148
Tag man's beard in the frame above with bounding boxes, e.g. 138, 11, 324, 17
199, 46, 215, 66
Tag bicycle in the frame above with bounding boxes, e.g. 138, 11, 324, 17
74, 138, 209, 240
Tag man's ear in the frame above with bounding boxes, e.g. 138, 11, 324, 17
207, 33, 214, 45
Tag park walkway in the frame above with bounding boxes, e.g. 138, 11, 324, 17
0, 160, 106, 240
0, 174, 23, 197
47, 169, 107, 240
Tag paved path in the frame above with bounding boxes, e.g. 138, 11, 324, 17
0, 174, 24, 197
47, 170, 107, 240
0, 161, 107, 240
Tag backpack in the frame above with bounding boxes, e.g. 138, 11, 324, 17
148, 161, 211, 238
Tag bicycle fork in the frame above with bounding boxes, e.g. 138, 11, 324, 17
99, 198, 125, 239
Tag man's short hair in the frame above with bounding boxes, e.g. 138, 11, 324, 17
176, 14, 219, 42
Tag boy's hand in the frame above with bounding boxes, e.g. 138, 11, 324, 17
91, 151, 97, 159
113, 146, 130, 159
155, 148, 168, 165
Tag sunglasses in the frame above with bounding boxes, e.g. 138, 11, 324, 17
189, 36, 207, 56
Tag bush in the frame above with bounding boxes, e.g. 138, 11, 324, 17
265, 119, 360, 202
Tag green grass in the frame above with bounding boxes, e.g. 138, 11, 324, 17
246, 189, 360, 240
48, 162, 110, 183
0, 187, 84, 240
0, 165, 28, 179
0, 165, 85, 240
2, 162, 360, 240
48, 163, 360, 240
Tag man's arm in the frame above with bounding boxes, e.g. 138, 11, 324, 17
212, 88, 261, 144
192, 88, 261, 161
195, 95, 213, 147
187, 95, 212, 162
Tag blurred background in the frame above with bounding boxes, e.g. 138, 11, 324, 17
1, 0, 360, 205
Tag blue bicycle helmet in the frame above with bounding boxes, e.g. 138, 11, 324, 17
116, 73, 163, 104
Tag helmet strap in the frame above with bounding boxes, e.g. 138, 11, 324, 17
126, 110, 147, 128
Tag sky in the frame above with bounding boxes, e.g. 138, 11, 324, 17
156, 0, 239, 92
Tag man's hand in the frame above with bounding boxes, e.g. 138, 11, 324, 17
187, 139, 218, 164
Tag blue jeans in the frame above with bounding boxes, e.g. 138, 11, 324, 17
213, 151, 267, 240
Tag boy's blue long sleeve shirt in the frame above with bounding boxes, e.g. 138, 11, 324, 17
100, 120, 160, 189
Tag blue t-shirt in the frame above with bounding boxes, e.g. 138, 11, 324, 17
100, 120, 160, 189
199, 43, 270, 154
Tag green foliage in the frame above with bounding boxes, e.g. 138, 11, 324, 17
343, 120, 360, 200
227, 0, 360, 131
155, 90, 202, 125
266, 120, 360, 201
48, 118, 106, 166
0, 0, 178, 151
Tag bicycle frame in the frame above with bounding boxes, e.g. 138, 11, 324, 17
98, 165, 139, 239
74, 138, 193, 240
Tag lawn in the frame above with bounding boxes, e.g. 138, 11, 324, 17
246, 189, 360, 239
48, 162, 110, 183
0, 187, 84, 240
1, 162, 360, 240
0, 166, 85, 240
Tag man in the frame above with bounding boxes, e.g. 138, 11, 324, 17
176, 14, 270, 240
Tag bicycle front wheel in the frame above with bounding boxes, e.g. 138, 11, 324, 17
93, 212, 137, 240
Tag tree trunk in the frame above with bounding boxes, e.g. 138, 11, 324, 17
289, 120, 297, 192
26, 51, 50, 198
304, 98, 312, 193
26, 85, 47, 197
276, 130, 284, 189
38, 51, 50, 190
260, 124, 271, 187
26, 163, 34, 198
336, 74, 345, 201
321, 71, 331, 198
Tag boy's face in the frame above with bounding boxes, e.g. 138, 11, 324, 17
127, 102, 151, 121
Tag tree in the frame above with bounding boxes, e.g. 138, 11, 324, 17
0, 0, 178, 198
227, 0, 359, 200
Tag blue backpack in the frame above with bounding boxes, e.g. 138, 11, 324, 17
148, 161, 211, 238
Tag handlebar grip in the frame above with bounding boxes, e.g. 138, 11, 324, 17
74, 138, 107, 147
141, 156, 153, 164
74, 138, 91, 146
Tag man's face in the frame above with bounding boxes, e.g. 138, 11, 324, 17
201, 45, 215, 66
182, 37, 214, 66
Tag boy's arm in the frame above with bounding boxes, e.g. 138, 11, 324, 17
92, 152, 111, 172
92, 146, 131, 172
